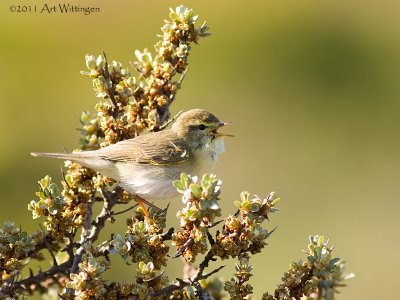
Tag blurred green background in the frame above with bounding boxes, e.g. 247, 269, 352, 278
1, 0, 399, 298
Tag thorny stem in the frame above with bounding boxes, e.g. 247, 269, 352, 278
0, 261, 72, 297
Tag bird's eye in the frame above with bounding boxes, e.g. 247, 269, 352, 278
198, 124, 206, 130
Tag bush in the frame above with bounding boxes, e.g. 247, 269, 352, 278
0, 5, 353, 300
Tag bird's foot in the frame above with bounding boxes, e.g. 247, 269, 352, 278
133, 194, 162, 218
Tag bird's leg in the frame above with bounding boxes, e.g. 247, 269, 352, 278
133, 194, 162, 218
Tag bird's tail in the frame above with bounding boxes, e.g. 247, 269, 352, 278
30, 151, 97, 166
31, 151, 116, 178
31, 152, 83, 161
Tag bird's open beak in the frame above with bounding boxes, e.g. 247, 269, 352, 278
213, 122, 234, 137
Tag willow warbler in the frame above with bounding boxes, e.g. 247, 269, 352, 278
32, 109, 231, 202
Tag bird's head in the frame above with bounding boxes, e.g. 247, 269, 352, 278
172, 109, 232, 148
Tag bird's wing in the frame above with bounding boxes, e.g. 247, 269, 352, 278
97, 131, 190, 166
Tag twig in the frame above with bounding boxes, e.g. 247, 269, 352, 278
101, 50, 119, 118
19, 262, 70, 287
155, 110, 183, 132
269, 226, 278, 236
65, 190, 117, 295
95, 235, 115, 253
196, 265, 225, 281
111, 204, 138, 216
169, 68, 188, 103
1, 261, 72, 297
195, 249, 216, 280
22, 238, 50, 261
152, 249, 223, 298
88, 189, 118, 243
158, 68, 188, 125
150, 278, 188, 297
172, 237, 194, 258
206, 219, 224, 229
39, 224, 58, 266
206, 231, 215, 245
160, 227, 174, 241
69, 192, 95, 275
288, 266, 314, 299
60, 166, 71, 189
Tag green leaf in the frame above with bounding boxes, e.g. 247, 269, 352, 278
242, 200, 250, 208
272, 197, 281, 206
40, 176, 50, 189
38, 191, 46, 200
23, 236, 32, 245
138, 261, 146, 273
172, 180, 184, 191
320, 269, 330, 278
37, 200, 47, 209
317, 235, 325, 247
48, 183, 59, 196
328, 257, 341, 268
201, 173, 210, 190
187, 208, 198, 221
48, 206, 58, 215
169, 11, 179, 21
208, 199, 219, 210
7, 235, 17, 244
180, 173, 188, 185
65, 174, 74, 186
249, 203, 260, 212
307, 256, 316, 264
4, 221, 14, 231
190, 183, 202, 198
314, 247, 322, 258
344, 273, 355, 280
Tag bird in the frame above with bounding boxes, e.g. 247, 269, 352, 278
32, 109, 232, 212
